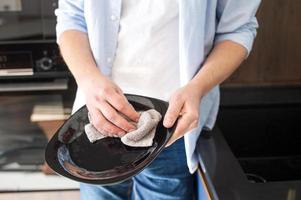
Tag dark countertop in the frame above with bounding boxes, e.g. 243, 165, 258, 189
197, 127, 301, 200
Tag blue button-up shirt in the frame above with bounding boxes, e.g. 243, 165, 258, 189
55, 0, 260, 173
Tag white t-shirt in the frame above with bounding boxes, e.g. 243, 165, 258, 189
72, 0, 180, 113
112, 0, 180, 101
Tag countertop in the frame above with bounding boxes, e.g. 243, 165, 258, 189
197, 127, 301, 200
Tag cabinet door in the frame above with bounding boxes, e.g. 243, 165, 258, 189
224, 0, 301, 85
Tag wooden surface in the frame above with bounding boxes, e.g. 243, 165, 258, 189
0, 191, 80, 200
224, 0, 301, 85
36, 120, 65, 140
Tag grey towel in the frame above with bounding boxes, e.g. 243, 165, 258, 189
84, 109, 162, 147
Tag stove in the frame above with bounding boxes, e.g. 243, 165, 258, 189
197, 86, 301, 200
219, 103, 301, 183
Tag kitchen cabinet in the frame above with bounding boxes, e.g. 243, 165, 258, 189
224, 0, 301, 85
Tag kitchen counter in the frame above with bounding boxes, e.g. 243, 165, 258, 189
197, 86, 301, 200
198, 127, 301, 200
0, 190, 79, 200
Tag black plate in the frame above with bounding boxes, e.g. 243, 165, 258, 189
45, 94, 175, 185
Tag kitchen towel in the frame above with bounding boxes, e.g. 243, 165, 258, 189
84, 109, 162, 147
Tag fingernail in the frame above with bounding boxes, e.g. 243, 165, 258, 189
163, 119, 172, 127
118, 132, 125, 136
135, 113, 140, 121
128, 128, 136, 132
130, 124, 136, 129
128, 125, 137, 132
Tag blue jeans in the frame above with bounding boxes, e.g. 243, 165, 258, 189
80, 138, 194, 200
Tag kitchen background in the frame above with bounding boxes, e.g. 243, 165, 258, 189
0, 0, 300, 199
0, 0, 79, 198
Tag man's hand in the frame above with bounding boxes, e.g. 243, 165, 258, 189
163, 83, 202, 146
163, 41, 248, 147
79, 73, 140, 137
58, 31, 140, 138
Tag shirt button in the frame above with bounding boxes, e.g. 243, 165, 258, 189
110, 15, 117, 21
107, 57, 113, 64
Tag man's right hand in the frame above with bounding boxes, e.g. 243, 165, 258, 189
79, 73, 140, 137
57, 30, 139, 137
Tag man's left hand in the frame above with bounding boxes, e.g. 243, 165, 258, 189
163, 83, 203, 147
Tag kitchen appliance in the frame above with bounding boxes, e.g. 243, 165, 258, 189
0, 0, 78, 191
197, 86, 301, 200
0, 0, 68, 78
46, 94, 176, 185
218, 86, 301, 183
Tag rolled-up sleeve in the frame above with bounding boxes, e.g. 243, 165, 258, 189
214, 0, 261, 56
55, 0, 87, 43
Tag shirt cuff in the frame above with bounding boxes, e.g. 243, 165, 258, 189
56, 18, 87, 44
214, 30, 256, 58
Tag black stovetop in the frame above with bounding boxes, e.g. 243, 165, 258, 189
197, 86, 301, 200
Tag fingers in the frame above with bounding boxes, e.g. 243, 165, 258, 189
88, 106, 126, 137
107, 92, 140, 122
82, 76, 140, 137
165, 114, 190, 146
163, 97, 184, 128
165, 113, 199, 147
96, 101, 136, 133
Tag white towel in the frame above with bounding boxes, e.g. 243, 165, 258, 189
84, 109, 162, 147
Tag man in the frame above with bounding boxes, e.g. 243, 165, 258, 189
55, 0, 261, 199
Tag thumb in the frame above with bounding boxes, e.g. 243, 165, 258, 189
163, 98, 184, 128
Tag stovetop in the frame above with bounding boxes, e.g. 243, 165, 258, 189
197, 86, 301, 200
